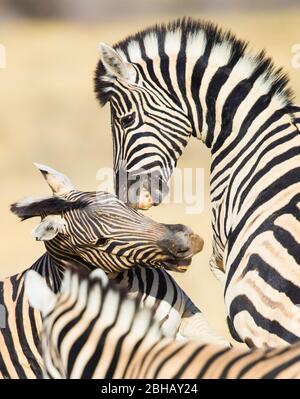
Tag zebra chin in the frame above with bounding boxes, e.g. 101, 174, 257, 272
162, 258, 193, 273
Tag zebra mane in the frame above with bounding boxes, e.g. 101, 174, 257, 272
95, 17, 294, 107
11, 196, 88, 221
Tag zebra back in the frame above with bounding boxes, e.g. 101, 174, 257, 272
28, 268, 300, 379
1, 254, 228, 379
0, 253, 62, 379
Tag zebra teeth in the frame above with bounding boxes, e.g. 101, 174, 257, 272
163, 257, 192, 273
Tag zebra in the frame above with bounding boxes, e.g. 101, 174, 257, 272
0, 162, 220, 379
25, 267, 300, 379
94, 18, 300, 347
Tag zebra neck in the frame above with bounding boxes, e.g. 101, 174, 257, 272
30, 252, 65, 292
31, 252, 95, 293
44, 240, 96, 271
208, 103, 295, 199
176, 55, 295, 151
187, 84, 294, 150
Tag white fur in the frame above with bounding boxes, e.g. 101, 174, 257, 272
127, 40, 142, 63
164, 30, 182, 55
232, 54, 259, 80
89, 269, 109, 287
25, 270, 56, 315
209, 42, 232, 67
15, 196, 52, 208
186, 31, 207, 59
143, 33, 159, 60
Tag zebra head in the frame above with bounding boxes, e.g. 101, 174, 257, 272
95, 23, 196, 209
11, 164, 203, 273
95, 18, 294, 210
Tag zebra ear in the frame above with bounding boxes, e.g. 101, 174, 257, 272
32, 215, 66, 241
25, 271, 56, 315
34, 163, 74, 197
98, 43, 134, 82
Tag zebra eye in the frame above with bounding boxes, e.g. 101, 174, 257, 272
120, 113, 135, 129
96, 237, 109, 246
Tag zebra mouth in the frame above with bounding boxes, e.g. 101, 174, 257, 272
162, 257, 192, 273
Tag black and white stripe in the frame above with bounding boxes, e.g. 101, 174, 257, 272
95, 18, 300, 347
0, 163, 206, 378
28, 268, 300, 379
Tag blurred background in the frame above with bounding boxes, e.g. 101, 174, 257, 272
0, 0, 299, 345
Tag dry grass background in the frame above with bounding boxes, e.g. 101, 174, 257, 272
0, 11, 299, 344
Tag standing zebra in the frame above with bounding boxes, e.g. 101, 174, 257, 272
94, 18, 300, 347
0, 162, 215, 379
26, 267, 300, 379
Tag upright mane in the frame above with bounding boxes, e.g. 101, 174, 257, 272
95, 17, 294, 108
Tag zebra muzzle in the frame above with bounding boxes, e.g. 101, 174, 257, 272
159, 229, 204, 273
138, 188, 153, 210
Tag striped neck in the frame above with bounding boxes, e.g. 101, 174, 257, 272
145, 38, 294, 152
29, 252, 94, 293
43, 238, 96, 279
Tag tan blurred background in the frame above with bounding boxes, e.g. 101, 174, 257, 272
0, 1, 299, 344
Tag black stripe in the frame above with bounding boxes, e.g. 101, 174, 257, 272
155, 269, 168, 300
262, 353, 300, 379
225, 171, 300, 293
219, 349, 254, 379
153, 343, 189, 378
172, 344, 206, 378
0, 350, 10, 379
15, 284, 42, 376
176, 32, 196, 134
206, 41, 246, 147
205, 65, 233, 147
237, 146, 300, 213
0, 278, 27, 378
229, 295, 299, 343
236, 345, 292, 378
272, 225, 300, 268
28, 306, 41, 354
211, 108, 287, 174
225, 124, 293, 212
80, 308, 117, 378
197, 347, 231, 378
122, 309, 157, 378
243, 254, 300, 305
